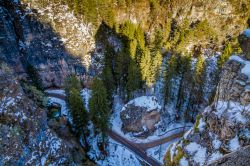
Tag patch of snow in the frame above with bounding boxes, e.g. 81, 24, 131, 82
122, 96, 161, 112
215, 101, 250, 124
185, 142, 207, 166
170, 142, 177, 160
198, 118, 206, 132
87, 120, 141, 166
230, 55, 250, 80
48, 97, 68, 116
243, 29, 250, 38
5, 97, 16, 107
41, 157, 46, 166
147, 138, 179, 164
180, 157, 189, 166
183, 128, 193, 139
81, 88, 92, 111
208, 151, 223, 164
229, 136, 241, 152
212, 138, 222, 150
45, 89, 66, 96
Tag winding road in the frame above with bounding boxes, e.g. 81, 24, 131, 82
46, 90, 190, 166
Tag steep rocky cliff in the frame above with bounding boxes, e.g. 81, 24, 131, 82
164, 31, 250, 165
0, 0, 99, 88
0, 62, 94, 165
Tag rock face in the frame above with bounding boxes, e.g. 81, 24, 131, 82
120, 96, 161, 138
0, 0, 99, 88
164, 54, 250, 166
0, 63, 91, 165
239, 29, 250, 60
209, 145, 250, 166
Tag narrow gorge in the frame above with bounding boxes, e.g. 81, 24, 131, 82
0, 0, 250, 165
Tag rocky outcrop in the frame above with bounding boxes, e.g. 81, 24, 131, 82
120, 96, 161, 138
164, 53, 250, 165
209, 145, 250, 166
239, 29, 250, 60
0, 0, 100, 88
0, 62, 92, 165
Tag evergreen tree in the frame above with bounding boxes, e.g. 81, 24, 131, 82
153, 28, 164, 52
89, 78, 110, 143
26, 63, 43, 90
68, 88, 88, 137
102, 65, 115, 102
128, 39, 137, 60
64, 75, 81, 99
102, 46, 116, 102
135, 26, 145, 49
164, 54, 178, 103
194, 55, 205, 85
176, 54, 192, 119
150, 50, 163, 83
140, 48, 152, 86
64, 75, 88, 145
217, 43, 233, 69
126, 61, 141, 98
188, 55, 205, 121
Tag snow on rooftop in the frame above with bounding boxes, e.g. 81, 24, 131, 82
243, 29, 250, 38
186, 142, 207, 166
122, 96, 161, 112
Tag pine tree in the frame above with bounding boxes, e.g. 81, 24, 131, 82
128, 39, 137, 60
89, 78, 110, 143
68, 88, 88, 137
26, 63, 43, 90
149, 50, 163, 85
176, 54, 192, 119
64, 75, 81, 99
140, 48, 152, 86
102, 65, 115, 102
188, 55, 205, 121
64, 75, 88, 145
164, 54, 178, 103
217, 43, 233, 69
126, 61, 142, 98
194, 55, 205, 85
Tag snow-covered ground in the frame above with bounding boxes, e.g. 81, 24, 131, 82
230, 55, 250, 79
46, 89, 186, 165
121, 96, 161, 112
48, 97, 68, 115
86, 122, 142, 166
147, 138, 180, 164
243, 28, 250, 38
96, 138, 141, 166
45, 89, 66, 96
111, 95, 192, 143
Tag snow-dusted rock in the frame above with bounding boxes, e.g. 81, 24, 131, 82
164, 53, 250, 166
239, 29, 250, 60
0, 63, 89, 165
120, 96, 161, 138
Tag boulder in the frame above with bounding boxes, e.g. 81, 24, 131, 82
120, 96, 161, 138
238, 29, 250, 60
